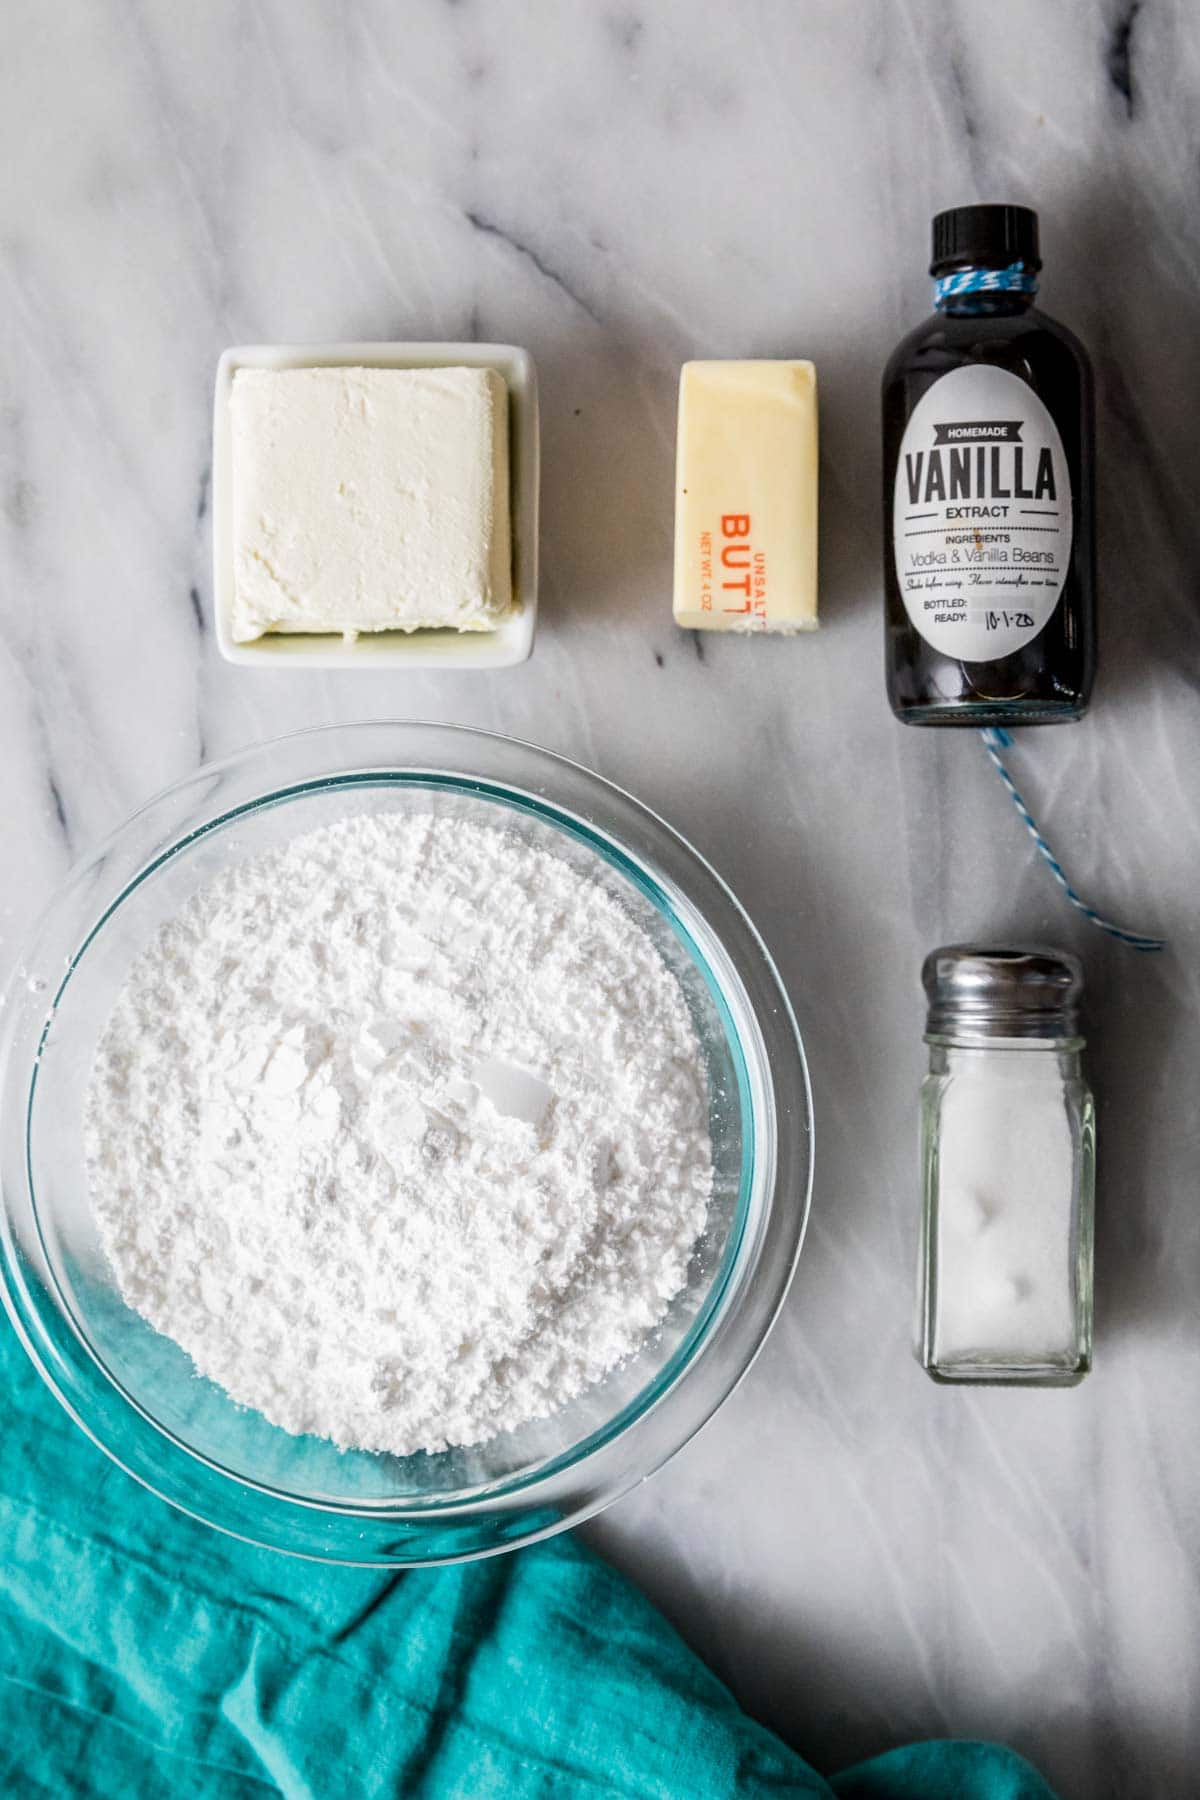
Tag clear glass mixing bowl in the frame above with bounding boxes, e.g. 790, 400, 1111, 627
0, 723, 812, 1564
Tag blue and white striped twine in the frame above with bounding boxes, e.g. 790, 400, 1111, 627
935, 261, 1038, 307
980, 728, 1165, 952
932, 260, 1159, 947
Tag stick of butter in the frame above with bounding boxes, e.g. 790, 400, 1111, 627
672, 360, 818, 634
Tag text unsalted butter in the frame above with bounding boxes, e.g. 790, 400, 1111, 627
672, 360, 818, 635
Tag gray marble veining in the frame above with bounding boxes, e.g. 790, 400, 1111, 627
2, 3, 1199, 1795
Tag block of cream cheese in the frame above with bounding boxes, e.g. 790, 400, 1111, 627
230, 365, 512, 641
673, 360, 818, 633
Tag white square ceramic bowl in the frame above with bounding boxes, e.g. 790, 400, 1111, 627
212, 343, 538, 669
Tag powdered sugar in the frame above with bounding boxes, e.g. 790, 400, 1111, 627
83, 812, 713, 1456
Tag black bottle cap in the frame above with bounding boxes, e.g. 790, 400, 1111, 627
930, 205, 1041, 276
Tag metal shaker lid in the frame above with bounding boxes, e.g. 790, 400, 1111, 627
922, 944, 1084, 1041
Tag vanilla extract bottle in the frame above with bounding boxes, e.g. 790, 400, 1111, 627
883, 205, 1095, 725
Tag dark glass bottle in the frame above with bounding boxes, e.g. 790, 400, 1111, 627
883, 205, 1095, 726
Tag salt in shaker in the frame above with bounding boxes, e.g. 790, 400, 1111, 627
916, 945, 1094, 1384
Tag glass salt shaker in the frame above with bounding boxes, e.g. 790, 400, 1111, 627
916, 945, 1094, 1385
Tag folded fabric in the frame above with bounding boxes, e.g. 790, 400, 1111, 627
0, 1317, 1058, 1799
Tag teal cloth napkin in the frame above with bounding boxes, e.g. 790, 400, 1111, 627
0, 1317, 1057, 1799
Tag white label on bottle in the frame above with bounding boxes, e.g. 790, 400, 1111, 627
892, 364, 1073, 661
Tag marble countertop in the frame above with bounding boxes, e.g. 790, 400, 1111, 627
3, 3, 1198, 1795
